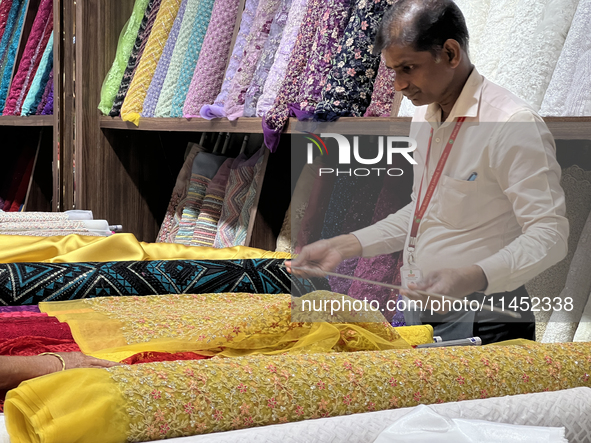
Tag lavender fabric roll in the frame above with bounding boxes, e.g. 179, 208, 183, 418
37, 70, 53, 115
314, 0, 395, 121
182, 0, 243, 117
242, 0, 292, 118
141, 0, 188, 118
289, 0, 354, 120
262, 0, 326, 151
223, 0, 283, 121
41, 82, 53, 115
199, 0, 261, 120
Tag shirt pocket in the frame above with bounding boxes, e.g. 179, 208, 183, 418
435, 174, 480, 229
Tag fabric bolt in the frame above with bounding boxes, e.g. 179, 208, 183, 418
262, 0, 325, 151
98, 0, 151, 115
190, 159, 234, 247
109, 0, 162, 117
141, 0, 187, 118
313, 0, 394, 122
0, 259, 329, 306
224, 0, 282, 121
0, 315, 75, 342
213, 154, 261, 248
153, 0, 200, 118
242, 0, 292, 118
396, 95, 416, 118
540, 0, 591, 116
289, 0, 353, 120
175, 152, 228, 245
168, 0, 216, 118
0, 336, 80, 354
157, 142, 204, 243
495, 0, 579, 112
0, 306, 40, 313
234, 150, 266, 246
364, 58, 399, 117
255, 0, 309, 118
120, 0, 183, 125
5, 342, 591, 442
199, 0, 261, 120
182, 0, 243, 118
453, 0, 491, 72
37, 71, 52, 114
0, 0, 13, 44
40, 84, 53, 114
0, 0, 27, 112
21, 31, 53, 116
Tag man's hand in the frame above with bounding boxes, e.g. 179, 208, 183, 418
403, 265, 488, 313
285, 234, 363, 278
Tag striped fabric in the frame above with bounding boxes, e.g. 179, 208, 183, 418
174, 152, 228, 245
110, 0, 162, 117
234, 149, 266, 246
121, 0, 182, 125
191, 158, 234, 247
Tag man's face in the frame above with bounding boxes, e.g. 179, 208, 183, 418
382, 44, 455, 107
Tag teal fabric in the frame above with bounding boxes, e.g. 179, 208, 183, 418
0, 0, 26, 112
21, 31, 53, 116
169, 0, 215, 117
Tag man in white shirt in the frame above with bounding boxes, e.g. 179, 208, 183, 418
287, 0, 569, 343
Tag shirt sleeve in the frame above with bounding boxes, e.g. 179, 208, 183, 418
475, 110, 569, 295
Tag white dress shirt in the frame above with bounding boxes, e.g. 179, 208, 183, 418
352, 68, 569, 295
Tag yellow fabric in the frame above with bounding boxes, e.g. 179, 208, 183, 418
0, 233, 291, 263
6, 342, 591, 443
40, 292, 431, 361
121, 0, 182, 125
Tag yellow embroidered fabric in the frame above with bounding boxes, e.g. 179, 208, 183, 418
121, 0, 182, 126
40, 292, 431, 361
0, 233, 291, 263
6, 342, 591, 443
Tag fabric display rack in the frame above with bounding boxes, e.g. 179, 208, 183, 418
0, 0, 590, 441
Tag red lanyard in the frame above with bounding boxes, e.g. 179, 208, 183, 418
409, 117, 466, 250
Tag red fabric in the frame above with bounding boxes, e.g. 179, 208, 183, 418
0, 0, 13, 43
0, 336, 80, 355
0, 315, 76, 343
122, 351, 212, 365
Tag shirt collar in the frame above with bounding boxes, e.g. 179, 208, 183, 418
424, 67, 483, 125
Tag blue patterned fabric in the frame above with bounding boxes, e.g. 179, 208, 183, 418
0, 259, 330, 305
0, 0, 26, 112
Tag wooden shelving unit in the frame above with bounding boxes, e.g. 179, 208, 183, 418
0, 116, 54, 127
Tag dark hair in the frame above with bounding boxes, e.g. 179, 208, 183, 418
373, 0, 469, 57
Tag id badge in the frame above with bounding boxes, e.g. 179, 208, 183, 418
400, 264, 423, 289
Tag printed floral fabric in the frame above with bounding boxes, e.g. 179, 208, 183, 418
224, 0, 283, 121
262, 0, 325, 151
313, 0, 395, 121
121, 0, 183, 125
182, 0, 243, 117
290, 0, 354, 120
199, 0, 261, 119
234, 149, 266, 245
169, 0, 216, 117
110, 0, 162, 117
255, 0, 309, 118
364, 57, 399, 117
243, 0, 292, 118
0, 0, 27, 112
141, 0, 188, 118
98, 0, 151, 115
21, 32, 53, 116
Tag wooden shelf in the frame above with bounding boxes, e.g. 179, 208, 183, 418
99, 116, 591, 139
0, 115, 54, 127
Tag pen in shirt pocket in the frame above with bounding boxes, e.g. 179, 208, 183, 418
467, 172, 478, 181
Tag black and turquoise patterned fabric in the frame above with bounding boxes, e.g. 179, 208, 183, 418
0, 259, 329, 305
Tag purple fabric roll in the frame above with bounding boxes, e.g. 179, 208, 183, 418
41, 82, 53, 115
37, 70, 53, 115
0, 306, 40, 313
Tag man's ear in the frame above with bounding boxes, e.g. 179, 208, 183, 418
443, 39, 461, 68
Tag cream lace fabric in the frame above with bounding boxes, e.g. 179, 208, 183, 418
540, 0, 591, 116
396, 96, 416, 118
453, 0, 490, 69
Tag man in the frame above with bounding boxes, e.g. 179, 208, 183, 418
287, 0, 568, 344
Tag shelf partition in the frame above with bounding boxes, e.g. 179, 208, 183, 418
0, 116, 54, 127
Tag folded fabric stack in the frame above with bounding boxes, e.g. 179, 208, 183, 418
0, 210, 114, 237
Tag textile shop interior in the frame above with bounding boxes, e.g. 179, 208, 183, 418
0, 0, 590, 441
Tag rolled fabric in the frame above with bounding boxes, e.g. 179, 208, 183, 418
98, 0, 151, 115
109, 0, 162, 117
364, 57, 399, 117
40, 81, 53, 115
0, 0, 14, 43
141, 0, 188, 118
21, 32, 53, 116
313, 0, 394, 122
255, 0, 309, 118
6, 342, 591, 442
234, 149, 266, 246
262, 0, 325, 151
223, 0, 283, 121
242, 0, 292, 118
182, 0, 243, 118
36, 70, 53, 114
2, 0, 53, 115
121, 0, 183, 125
168, 0, 216, 117
199, 0, 261, 120
0, 0, 27, 112
153, 0, 200, 118
289, 0, 354, 120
